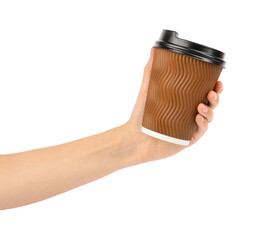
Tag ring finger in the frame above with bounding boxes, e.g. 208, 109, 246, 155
197, 103, 213, 123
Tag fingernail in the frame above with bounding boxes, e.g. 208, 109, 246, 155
203, 106, 208, 113
201, 116, 205, 121
214, 93, 217, 101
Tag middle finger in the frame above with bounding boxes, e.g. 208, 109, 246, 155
207, 91, 219, 110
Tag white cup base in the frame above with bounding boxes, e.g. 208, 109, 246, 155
141, 127, 190, 146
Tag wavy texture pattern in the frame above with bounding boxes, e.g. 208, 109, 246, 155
142, 48, 223, 141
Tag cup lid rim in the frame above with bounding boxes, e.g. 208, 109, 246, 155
154, 29, 226, 68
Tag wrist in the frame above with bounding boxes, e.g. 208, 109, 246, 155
110, 123, 144, 169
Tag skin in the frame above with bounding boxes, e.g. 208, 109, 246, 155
0, 47, 223, 210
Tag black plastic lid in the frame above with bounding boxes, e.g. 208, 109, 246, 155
154, 29, 226, 68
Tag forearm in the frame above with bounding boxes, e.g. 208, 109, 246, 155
0, 124, 140, 210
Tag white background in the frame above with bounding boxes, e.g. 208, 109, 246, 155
0, 0, 261, 239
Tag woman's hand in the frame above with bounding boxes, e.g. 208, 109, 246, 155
123, 47, 223, 164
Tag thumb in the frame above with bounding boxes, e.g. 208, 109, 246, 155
140, 47, 155, 96
129, 47, 155, 126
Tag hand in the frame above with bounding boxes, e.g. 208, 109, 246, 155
123, 47, 223, 163
0, 47, 223, 209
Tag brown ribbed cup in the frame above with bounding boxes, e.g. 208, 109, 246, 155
142, 47, 223, 143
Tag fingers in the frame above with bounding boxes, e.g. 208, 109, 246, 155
207, 81, 223, 109
190, 81, 223, 145
207, 91, 219, 110
193, 114, 209, 141
214, 81, 223, 94
197, 103, 213, 123
198, 81, 223, 122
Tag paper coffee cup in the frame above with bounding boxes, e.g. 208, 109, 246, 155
142, 30, 226, 146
